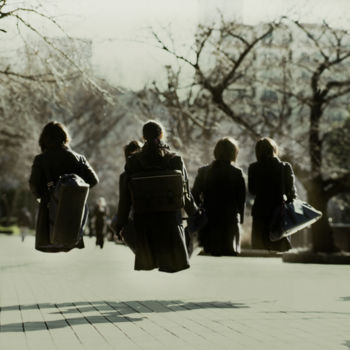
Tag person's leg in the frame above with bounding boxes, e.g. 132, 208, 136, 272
232, 222, 241, 255
268, 236, 292, 252
251, 217, 265, 249
20, 226, 26, 242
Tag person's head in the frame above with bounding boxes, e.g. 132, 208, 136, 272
124, 140, 141, 160
214, 137, 239, 163
142, 120, 165, 143
39, 121, 71, 152
255, 137, 279, 161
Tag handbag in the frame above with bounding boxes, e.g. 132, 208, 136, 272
269, 161, 322, 242
269, 199, 322, 242
48, 174, 89, 248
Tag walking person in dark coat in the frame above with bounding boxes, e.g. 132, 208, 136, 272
116, 120, 197, 273
248, 137, 296, 251
29, 121, 99, 252
192, 138, 246, 256
93, 197, 109, 249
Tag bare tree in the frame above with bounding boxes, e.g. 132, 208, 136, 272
152, 19, 276, 138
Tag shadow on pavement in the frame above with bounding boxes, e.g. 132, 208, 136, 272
0, 300, 248, 332
264, 310, 350, 317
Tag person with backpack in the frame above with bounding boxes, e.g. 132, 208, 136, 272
248, 137, 296, 251
29, 121, 99, 252
116, 121, 197, 273
192, 138, 246, 256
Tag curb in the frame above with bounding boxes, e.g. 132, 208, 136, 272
282, 250, 350, 264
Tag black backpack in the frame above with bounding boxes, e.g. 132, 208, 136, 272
48, 173, 89, 249
129, 165, 184, 213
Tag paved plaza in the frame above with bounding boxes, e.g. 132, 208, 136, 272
0, 235, 349, 350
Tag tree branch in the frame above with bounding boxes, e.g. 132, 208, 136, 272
195, 27, 213, 66
294, 21, 329, 61
0, 69, 80, 82
325, 86, 350, 102
218, 24, 274, 92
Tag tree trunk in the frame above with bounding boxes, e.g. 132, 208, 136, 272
306, 179, 337, 252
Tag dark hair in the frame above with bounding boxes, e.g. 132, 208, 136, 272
39, 121, 71, 152
214, 137, 239, 162
124, 140, 141, 160
142, 120, 164, 142
255, 137, 278, 161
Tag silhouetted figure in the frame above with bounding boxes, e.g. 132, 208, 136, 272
29, 121, 99, 252
88, 214, 94, 237
93, 197, 109, 249
18, 207, 32, 242
113, 140, 141, 251
116, 120, 197, 272
192, 138, 246, 256
248, 137, 296, 251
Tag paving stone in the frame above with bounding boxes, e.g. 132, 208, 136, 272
0, 235, 349, 350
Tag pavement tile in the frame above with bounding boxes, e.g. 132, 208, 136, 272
0, 235, 349, 350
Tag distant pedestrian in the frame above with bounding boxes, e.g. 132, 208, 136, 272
18, 207, 32, 242
248, 137, 296, 251
116, 120, 197, 272
29, 121, 99, 252
93, 197, 109, 249
192, 137, 246, 256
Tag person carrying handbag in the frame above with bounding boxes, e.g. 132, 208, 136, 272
248, 137, 296, 252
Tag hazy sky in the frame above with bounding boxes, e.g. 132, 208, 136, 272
12, 0, 350, 90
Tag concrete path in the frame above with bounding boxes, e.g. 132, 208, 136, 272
0, 235, 349, 350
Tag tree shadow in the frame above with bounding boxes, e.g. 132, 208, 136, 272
0, 300, 248, 332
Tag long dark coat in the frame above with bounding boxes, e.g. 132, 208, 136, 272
191, 160, 246, 255
93, 204, 109, 248
248, 156, 296, 251
114, 171, 138, 253
118, 143, 197, 273
29, 146, 99, 252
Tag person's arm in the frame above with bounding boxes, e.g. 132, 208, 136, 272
236, 169, 246, 224
170, 156, 198, 216
284, 163, 297, 202
182, 161, 198, 216
78, 156, 99, 188
191, 168, 204, 207
113, 172, 132, 234
29, 155, 45, 199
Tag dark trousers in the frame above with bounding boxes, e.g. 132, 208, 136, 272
95, 223, 105, 248
199, 214, 240, 255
